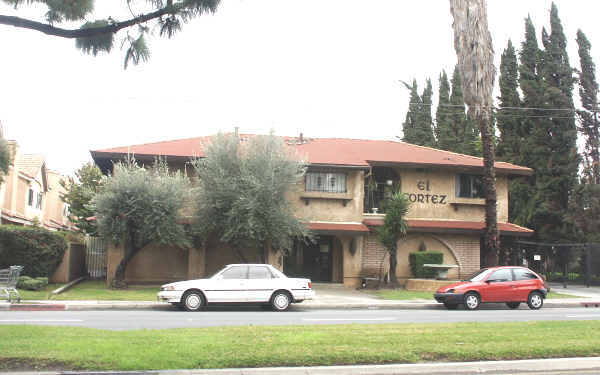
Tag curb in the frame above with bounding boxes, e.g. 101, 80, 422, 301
1, 300, 593, 311
5, 357, 600, 375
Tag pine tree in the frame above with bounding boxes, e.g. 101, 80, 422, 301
418, 79, 436, 147
0, 1, 221, 68
528, 3, 579, 242
576, 30, 600, 184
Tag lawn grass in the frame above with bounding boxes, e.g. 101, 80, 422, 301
18, 281, 159, 301
1, 321, 599, 371
373, 289, 583, 300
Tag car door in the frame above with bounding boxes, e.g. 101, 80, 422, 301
205, 265, 248, 303
246, 266, 277, 302
481, 268, 514, 302
512, 268, 541, 301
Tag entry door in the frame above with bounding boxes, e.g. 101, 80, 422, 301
303, 239, 332, 282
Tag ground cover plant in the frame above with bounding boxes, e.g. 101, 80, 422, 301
1, 321, 599, 371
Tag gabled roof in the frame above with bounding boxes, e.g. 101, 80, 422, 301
91, 134, 532, 176
15, 154, 45, 179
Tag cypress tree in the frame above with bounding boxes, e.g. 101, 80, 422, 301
417, 79, 436, 147
401, 79, 422, 145
496, 40, 522, 164
436, 71, 453, 150
576, 29, 600, 184
529, 3, 579, 242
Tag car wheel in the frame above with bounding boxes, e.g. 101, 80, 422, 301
527, 291, 544, 310
443, 302, 458, 310
464, 292, 481, 310
271, 291, 291, 311
182, 290, 205, 312
506, 302, 520, 309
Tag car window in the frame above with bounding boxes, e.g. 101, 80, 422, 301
467, 268, 491, 282
249, 266, 272, 279
488, 269, 513, 282
221, 266, 248, 279
513, 268, 539, 281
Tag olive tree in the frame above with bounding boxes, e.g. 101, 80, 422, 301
94, 157, 191, 287
377, 192, 411, 285
192, 133, 311, 263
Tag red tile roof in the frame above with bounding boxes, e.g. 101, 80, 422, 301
308, 222, 370, 233
363, 218, 533, 236
91, 134, 532, 175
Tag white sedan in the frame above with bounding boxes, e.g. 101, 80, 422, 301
157, 264, 315, 311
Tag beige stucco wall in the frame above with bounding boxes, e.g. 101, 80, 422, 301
288, 170, 364, 223
50, 243, 86, 283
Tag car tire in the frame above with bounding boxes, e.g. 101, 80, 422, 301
506, 302, 520, 309
527, 291, 544, 310
464, 292, 481, 310
182, 290, 205, 312
271, 291, 291, 311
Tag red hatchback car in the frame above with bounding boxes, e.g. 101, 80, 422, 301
434, 266, 548, 310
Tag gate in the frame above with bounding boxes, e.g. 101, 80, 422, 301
86, 236, 107, 279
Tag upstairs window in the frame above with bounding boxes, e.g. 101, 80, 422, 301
305, 172, 347, 193
35, 192, 43, 210
27, 189, 34, 207
456, 174, 484, 198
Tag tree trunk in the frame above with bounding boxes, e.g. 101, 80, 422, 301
389, 247, 398, 285
263, 239, 272, 264
450, 0, 499, 255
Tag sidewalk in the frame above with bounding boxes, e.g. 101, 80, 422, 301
7, 357, 600, 375
1, 282, 599, 311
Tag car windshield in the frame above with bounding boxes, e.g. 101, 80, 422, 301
465, 268, 492, 282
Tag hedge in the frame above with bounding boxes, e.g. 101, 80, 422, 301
17, 276, 49, 290
0, 225, 68, 277
409, 251, 443, 278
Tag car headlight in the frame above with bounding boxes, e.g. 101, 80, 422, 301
446, 289, 455, 293
161, 285, 175, 291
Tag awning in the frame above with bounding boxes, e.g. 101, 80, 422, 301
308, 222, 370, 233
363, 218, 533, 236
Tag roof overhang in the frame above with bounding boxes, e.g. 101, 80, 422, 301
363, 218, 534, 237
307, 221, 370, 234
366, 161, 533, 177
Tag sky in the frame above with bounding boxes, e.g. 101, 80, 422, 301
1, 0, 599, 175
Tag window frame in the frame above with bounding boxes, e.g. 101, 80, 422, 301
456, 174, 485, 199
305, 171, 348, 193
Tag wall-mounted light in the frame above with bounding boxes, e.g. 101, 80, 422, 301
386, 180, 393, 186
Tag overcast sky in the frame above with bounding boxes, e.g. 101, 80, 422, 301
1, 0, 599, 175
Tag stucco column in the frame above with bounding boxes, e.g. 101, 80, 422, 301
106, 242, 124, 287
187, 245, 206, 280
342, 235, 363, 287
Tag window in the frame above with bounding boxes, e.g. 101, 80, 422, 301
36, 193, 43, 209
488, 269, 513, 282
305, 172, 347, 193
513, 268, 539, 281
221, 266, 248, 279
249, 266, 272, 279
63, 204, 70, 217
27, 189, 34, 207
456, 174, 484, 198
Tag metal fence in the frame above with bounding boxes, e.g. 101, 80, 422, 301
499, 240, 600, 287
86, 236, 107, 279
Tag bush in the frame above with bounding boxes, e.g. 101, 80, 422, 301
0, 225, 68, 277
409, 252, 443, 278
17, 276, 48, 290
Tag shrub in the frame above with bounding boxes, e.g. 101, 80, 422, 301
409, 252, 443, 278
17, 276, 48, 290
0, 225, 68, 277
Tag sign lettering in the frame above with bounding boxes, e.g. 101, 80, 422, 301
405, 180, 446, 205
